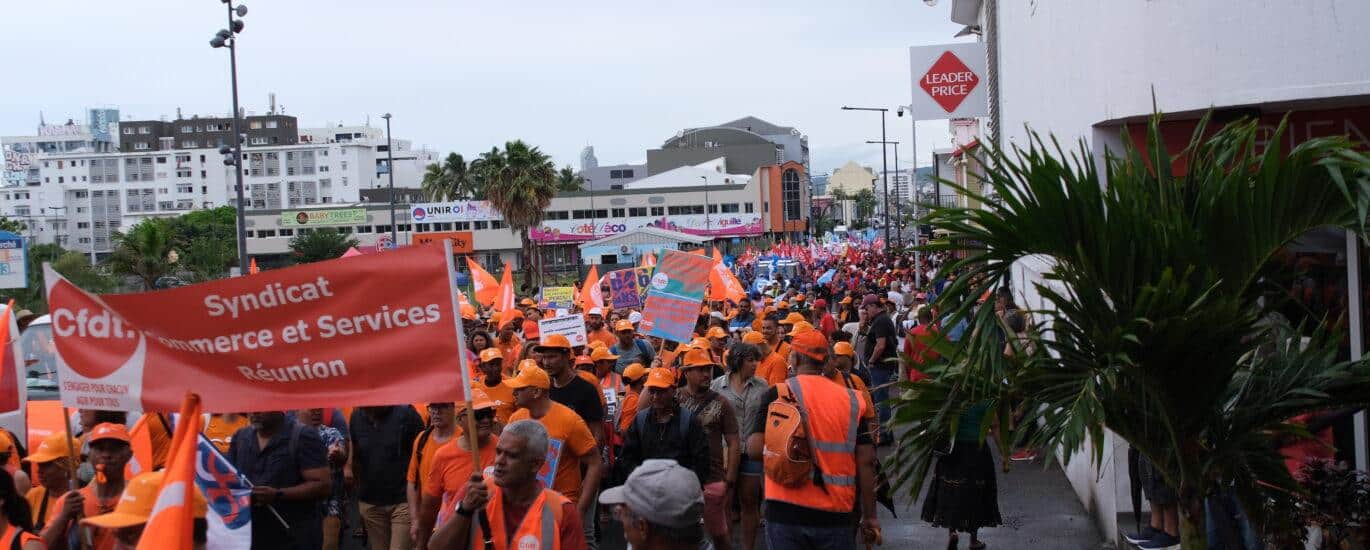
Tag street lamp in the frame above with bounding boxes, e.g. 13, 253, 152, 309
700, 175, 711, 236
866, 140, 899, 247
896, 105, 924, 290
381, 113, 398, 246
842, 106, 891, 254
210, 0, 250, 275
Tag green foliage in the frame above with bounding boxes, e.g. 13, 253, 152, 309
892, 113, 1370, 548
288, 228, 359, 264
852, 188, 877, 220
2, 244, 116, 313
107, 219, 178, 290
163, 206, 238, 280
556, 165, 584, 192
0, 217, 25, 234
181, 236, 237, 282
479, 140, 557, 291
422, 153, 479, 201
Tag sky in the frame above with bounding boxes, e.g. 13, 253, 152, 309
0, 0, 971, 176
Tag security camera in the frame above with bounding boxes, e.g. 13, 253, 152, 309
897, 106, 906, 117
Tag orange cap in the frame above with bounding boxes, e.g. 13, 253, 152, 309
500, 309, 524, 326
777, 301, 790, 309
534, 333, 572, 352
28, 431, 80, 464
614, 320, 636, 332
587, 341, 607, 352
461, 303, 477, 320
779, 312, 806, 325
520, 298, 537, 307
706, 327, 728, 339
623, 363, 648, 381
833, 341, 855, 357
680, 347, 719, 369
507, 365, 551, 389
790, 321, 815, 335
742, 331, 766, 345
644, 368, 676, 389
590, 347, 619, 362
479, 348, 504, 363
574, 354, 594, 367
464, 386, 498, 411
517, 358, 540, 375
82, 471, 209, 528
790, 330, 829, 361
88, 423, 130, 444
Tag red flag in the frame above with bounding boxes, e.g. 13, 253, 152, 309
136, 393, 202, 550
495, 261, 515, 312
466, 257, 500, 307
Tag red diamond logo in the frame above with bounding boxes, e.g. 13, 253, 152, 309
919, 51, 980, 113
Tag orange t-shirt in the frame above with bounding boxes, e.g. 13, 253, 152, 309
78, 483, 119, 550
508, 403, 597, 504
407, 430, 457, 486
203, 414, 251, 455
757, 352, 790, 386
26, 486, 60, 529
138, 413, 173, 470
477, 378, 518, 426
424, 435, 499, 526
495, 337, 523, 376
617, 389, 641, 435
587, 328, 616, 350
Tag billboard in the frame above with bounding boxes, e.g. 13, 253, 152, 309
412, 231, 475, 254
408, 201, 501, 223
280, 208, 368, 227
907, 43, 989, 120
0, 232, 25, 290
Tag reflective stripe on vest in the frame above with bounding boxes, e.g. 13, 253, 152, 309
473, 485, 565, 550
764, 375, 863, 514
788, 377, 859, 461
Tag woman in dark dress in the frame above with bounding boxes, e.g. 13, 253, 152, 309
921, 401, 1002, 549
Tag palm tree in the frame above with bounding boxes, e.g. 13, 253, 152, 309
421, 153, 477, 202
478, 140, 557, 292
289, 228, 359, 264
556, 165, 584, 192
107, 219, 177, 290
890, 114, 1370, 548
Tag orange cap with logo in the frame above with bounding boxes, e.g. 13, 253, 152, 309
28, 432, 80, 464
479, 348, 504, 364
590, 348, 619, 362
614, 320, 636, 332
82, 471, 209, 528
789, 321, 815, 335
705, 327, 728, 339
88, 423, 130, 444
644, 368, 677, 389
574, 354, 594, 367
833, 341, 856, 357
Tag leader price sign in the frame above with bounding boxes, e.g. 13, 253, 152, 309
907, 42, 988, 120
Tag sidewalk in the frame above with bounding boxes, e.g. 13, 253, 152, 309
882, 448, 1106, 549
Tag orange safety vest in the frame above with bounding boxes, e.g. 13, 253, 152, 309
471, 483, 568, 550
764, 375, 862, 514
0, 524, 39, 549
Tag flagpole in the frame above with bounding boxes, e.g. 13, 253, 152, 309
443, 240, 482, 460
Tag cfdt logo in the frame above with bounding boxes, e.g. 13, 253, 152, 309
412, 207, 427, 221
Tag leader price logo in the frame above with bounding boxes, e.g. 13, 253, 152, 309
920, 51, 980, 113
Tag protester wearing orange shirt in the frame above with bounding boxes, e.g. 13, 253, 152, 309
475, 348, 517, 426
749, 330, 789, 386
765, 314, 792, 359
406, 402, 456, 544
522, 306, 542, 341
507, 366, 604, 547
413, 389, 499, 550
617, 363, 649, 436
494, 310, 524, 375
48, 423, 131, 550
25, 432, 77, 536
203, 413, 251, 455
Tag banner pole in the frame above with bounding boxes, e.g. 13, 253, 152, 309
443, 240, 481, 463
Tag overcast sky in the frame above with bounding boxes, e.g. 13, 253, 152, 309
0, 0, 971, 175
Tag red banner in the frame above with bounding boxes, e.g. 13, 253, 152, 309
45, 244, 469, 412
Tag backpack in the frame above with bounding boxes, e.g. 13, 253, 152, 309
763, 378, 818, 487
411, 427, 435, 493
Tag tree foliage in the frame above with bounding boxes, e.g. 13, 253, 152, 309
0, 217, 25, 234
107, 219, 178, 290
164, 206, 238, 281
556, 165, 584, 192
891, 114, 1370, 548
289, 228, 359, 264
422, 153, 480, 202
478, 140, 557, 291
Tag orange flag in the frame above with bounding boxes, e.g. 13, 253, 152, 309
640, 252, 656, 268
495, 261, 515, 312
688, 248, 706, 256
126, 415, 154, 478
712, 246, 723, 260
248, 257, 260, 275
579, 265, 604, 309
136, 393, 202, 550
466, 257, 500, 307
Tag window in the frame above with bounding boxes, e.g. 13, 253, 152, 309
622, 169, 634, 178
668, 205, 705, 215
180, 125, 193, 133
57, 177, 64, 184
745, 202, 754, 213
377, 225, 392, 234
319, 165, 329, 173
181, 140, 198, 148
257, 230, 277, 238
176, 170, 192, 178
176, 184, 193, 193
610, 169, 622, 178
782, 169, 802, 220
650, 207, 664, 216
474, 221, 489, 230
436, 222, 453, 231
490, 220, 506, 229
611, 208, 625, 218
123, 127, 134, 135
138, 127, 151, 135
545, 211, 569, 220
454, 222, 471, 231
249, 121, 262, 130
250, 137, 268, 145
708, 204, 718, 214
156, 156, 167, 164
266, 120, 278, 129
628, 207, 647, 217
135, 142, 150, 150
77, 222, 89, 229
356, 225, 374, 234
279, 229, 294, 237
721, 203, 740, 213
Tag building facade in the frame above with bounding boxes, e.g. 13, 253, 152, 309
117, 114, 298, 152
946, 0, 1370, 543
647, 116, 809, 178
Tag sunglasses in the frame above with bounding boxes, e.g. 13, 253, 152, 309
471, 409, 496, 422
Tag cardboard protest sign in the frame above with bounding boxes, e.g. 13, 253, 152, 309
640, 250, 713, 343
635, 267, 652, 305
538, 313, 588, 347
45, 244, 469, 412
607, 268, 645, 309
540, 286, 576, 310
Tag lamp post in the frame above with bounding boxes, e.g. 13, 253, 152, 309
381, 113, 398, 246
841, 106, 891, 254
209, 0, 250, 275
700, 175, 711, 236
866, 140, 900, 247
897, 105, 924, 290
